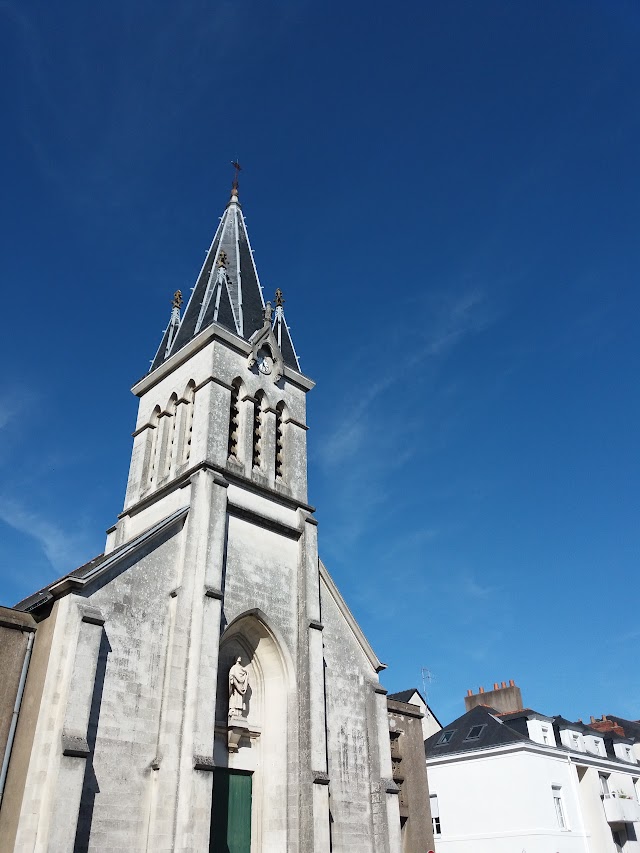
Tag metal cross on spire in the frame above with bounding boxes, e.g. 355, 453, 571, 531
231, 159, 242, 193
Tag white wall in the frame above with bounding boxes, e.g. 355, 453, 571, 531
428, 745, 640, 853
428, 748, 588, 853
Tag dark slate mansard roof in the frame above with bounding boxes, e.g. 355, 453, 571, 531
425, 704, 636, 761
150, 185, 300, 374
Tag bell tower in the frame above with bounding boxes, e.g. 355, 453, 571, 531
108, 177, 311, 554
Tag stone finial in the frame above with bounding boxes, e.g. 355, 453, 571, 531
275, 288, 285, 307
218, 250, 228, 268
172, 290, 183, 310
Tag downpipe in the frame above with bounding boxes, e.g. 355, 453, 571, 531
0, 631, 35, 805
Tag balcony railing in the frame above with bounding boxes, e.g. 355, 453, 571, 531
602, 794, 640, 824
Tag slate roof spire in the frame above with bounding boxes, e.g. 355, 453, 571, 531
149, 177, 301, 373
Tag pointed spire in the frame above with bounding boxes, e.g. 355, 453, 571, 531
148, 178, 301, 373
149, 290, 183, 372
272, 288, 300, 370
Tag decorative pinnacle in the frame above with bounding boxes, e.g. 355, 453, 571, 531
275, 288, 285, 307
218, 250, 228, 267
172, 290, 183, 310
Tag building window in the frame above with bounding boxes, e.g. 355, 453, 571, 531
552, 785, 567, 830
464, 724, 486, 741
599, 774, 610, 797
430, 794, 441, 835
571, 733, 580, 749
436, 730, 455, 745
541, 725, 550, 744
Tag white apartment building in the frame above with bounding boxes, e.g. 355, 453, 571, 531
426, 700, 640, 853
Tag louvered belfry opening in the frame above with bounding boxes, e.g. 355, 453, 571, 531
275, 402, 285, 479
252, 392, 264, 469
228, 380, 241, 460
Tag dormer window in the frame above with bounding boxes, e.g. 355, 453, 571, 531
464, 724, 486, 741
436, 730, 455, 745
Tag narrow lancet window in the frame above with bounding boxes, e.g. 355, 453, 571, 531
228, 380, 241, 460
146, 406, 162, 488
163, 394, 178, 479
182, 381, 195, 466
275, 402, 285, 480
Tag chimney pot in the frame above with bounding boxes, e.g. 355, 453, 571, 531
467, 689, 473, 696
590, 716, 596, 724
509, 679, 515, 687
493, 683, 499, 690
479, 686, 485, 693
602, 714, 607, 721
501, 681, 507, 688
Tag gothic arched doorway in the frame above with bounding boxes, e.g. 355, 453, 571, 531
210, 610, 294, 852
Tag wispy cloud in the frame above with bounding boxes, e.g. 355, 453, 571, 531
0, 497, 90, 573
459, 571, 500, 601
317, 287, 496, 474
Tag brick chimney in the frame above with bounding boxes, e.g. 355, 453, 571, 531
588, 715, 626, 738
464, 680, 523, 713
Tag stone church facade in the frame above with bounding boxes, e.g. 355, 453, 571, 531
0, 181, 403, 852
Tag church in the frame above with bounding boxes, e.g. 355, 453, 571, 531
0, 179, 405, 852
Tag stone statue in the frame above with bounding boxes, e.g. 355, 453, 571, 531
263, 301, 273, 323
228, 657, 249, 720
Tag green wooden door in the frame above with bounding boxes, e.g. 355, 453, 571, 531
209, 769, 252, 853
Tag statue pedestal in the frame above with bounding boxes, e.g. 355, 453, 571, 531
226, 718, 261, 753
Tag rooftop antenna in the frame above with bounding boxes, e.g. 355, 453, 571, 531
421, 667, 435, 703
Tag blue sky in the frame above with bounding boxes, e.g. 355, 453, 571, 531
1, 0, 639, 726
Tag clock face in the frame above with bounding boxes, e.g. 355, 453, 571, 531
257, 348, 273, 375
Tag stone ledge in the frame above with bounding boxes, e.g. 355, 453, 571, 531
62, 733, 90, 758
284, 416, 309, 431
194, 755, 216, 771
382, 778, 399, 795
204, 587, 224, 600
80, 606, 105, 626
227, 502, 302, 541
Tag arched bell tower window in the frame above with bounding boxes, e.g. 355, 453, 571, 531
181, 380, 196, 465
228, 379, 242, 461
252, 391, 265, 469
145, 405, 162, 488
275, 402, 285, 480
162, 394, 178, 479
